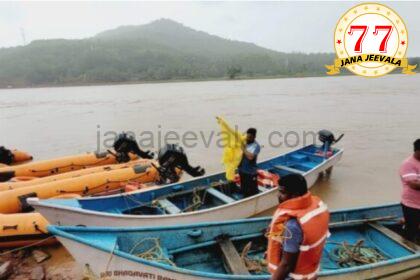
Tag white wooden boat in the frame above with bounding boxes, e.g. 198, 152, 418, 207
29, 144, 343, 227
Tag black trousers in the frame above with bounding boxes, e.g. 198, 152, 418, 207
402, 204, 420, 242
239, 172, 258, 198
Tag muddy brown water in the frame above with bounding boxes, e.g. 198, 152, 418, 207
1, 75, 419, 278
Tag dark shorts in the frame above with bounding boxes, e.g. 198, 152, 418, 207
401, 203, 420, 242
239, 172, 258, 198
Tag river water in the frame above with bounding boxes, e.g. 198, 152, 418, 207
1, 75, 419, 278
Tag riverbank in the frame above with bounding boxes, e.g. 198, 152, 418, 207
0, 244, 81, 280
0, 73, 337, 91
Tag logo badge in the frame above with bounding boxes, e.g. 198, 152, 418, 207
326, 3, 416, 77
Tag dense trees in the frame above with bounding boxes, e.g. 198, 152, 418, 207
0, 19, 417, 88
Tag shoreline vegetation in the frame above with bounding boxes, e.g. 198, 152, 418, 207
0, 73, 334, 91
1, 19, 418, 90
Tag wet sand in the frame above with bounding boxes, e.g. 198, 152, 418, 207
1, 74, 419, 278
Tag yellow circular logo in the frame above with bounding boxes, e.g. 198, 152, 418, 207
326, 3, 416, 77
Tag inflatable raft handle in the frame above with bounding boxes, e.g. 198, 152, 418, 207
187, 229, 202, 238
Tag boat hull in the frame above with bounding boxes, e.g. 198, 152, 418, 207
51, 204, 420, 280
58, 239, 420, 280
31, 147, 343, 227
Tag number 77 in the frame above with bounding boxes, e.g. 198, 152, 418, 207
348, 25, 393, 53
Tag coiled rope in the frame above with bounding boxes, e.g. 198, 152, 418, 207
129, 238, 176, 267
240, 242, 268, 273
327, 239, 386, 267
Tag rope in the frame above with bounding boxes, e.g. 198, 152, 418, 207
327, 239, 386, 267
265, 223, 293, 243
33, 222, 49, 235
123, 185, 211, 212
181, 188, 207, 212
83, 264, 100, 280
240, 242, 268, 273
124, 192, 160, 210
99, 241, 118, 280
82, 242, 118, 280
121, 182, 227, 213
0, 236, 55, 256
129, 238, 176, 267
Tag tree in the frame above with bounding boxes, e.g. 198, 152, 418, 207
227, 66, 242, 79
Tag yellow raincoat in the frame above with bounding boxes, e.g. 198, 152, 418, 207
216, 117, 245, 181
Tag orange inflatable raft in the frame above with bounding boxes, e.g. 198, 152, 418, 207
0, 184, 155, 248
0, 159, 150, 192
11, 149, 33, 164
0, 151, 137, 182
0, 147, 33, 166
0, 213, 53, 248
0, 163, 160, 214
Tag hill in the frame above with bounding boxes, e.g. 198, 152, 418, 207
0, 19, 388, 88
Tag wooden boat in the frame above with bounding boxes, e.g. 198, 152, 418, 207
49, 203, 420, 280
29, 144, 343, 227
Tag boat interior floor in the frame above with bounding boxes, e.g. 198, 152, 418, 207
120, 181, 272, 216
116, 223, 417, 276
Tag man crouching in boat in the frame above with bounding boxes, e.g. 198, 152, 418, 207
267, 174, 329, 280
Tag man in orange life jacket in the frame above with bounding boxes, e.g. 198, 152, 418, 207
267, 174, 330, 280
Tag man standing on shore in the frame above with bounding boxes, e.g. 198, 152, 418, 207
238, 128, 260, 197
399, 139, 420, 242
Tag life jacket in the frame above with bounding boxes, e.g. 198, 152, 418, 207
266, 192, 330, 280
315, 150, 333, 158
234, 169, 280, 189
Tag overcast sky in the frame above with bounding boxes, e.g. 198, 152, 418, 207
1, 1, 419, 56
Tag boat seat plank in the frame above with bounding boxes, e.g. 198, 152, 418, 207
290, 153, 308, 161
273, 165, 305, 175
157, 199, 181, 215
258, 186, 269, 193
218, 238, 250, 275
300, 151, 325, 159
368, 222, 419, 252
207, 188, 235, 204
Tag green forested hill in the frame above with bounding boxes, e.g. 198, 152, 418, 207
0, 19, 415, 88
